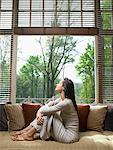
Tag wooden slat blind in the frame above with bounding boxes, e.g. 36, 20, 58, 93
0, 0, 13, 29
0, 0, 97, 29
98, 0, 113, 103
0, 35, 11, 102
2, 0, 113, 104
17, 0, 96, 28
0, 0, 13, 102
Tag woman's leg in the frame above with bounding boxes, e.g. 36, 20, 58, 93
11, 118, 42, 141
52, 113, 79, 143
11, 125, 32, 136
11, 118, 41, 137
30, 118, 42, 132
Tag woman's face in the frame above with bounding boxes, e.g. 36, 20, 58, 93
55, 81, 64, 93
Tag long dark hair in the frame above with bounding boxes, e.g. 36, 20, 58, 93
62, 78, 77, 111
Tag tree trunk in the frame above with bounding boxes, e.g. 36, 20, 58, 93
46, 75, 50, 98
85, 76, 87, 98
43, 74, 46, 98
50, 79, 55, 97
35, 76, 38, 98
91, 75, 95, 98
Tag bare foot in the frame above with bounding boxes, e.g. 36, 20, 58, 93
10, 131, 23, 136
11, 125, 32, 137
11, 133, 34, 141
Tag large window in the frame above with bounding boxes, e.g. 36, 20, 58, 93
16, 35, 95, 104
17, 0, 96, 27
99, 0, 113, 103
0, 0, 13, 102
102, 36, 113, 103
0, 35, 11, 102
100, 0, 113, 30
1, 0, 113, 104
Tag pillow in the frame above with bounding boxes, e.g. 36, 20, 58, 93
5, 104, 25, 131
0, 104, 8, 131
77, 104, 90, 132
87, 105, 107, 132
22, 103, 42, 127
104, 106, 113, 131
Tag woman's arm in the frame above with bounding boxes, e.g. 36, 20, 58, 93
46, 98, 61, 106
46, 100, 54, 106
54, 98, 61, 104
38, 98, 70, 115
36, 99, 61, 124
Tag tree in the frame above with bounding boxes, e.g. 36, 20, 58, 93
17, 35, 78, 99
75, 43, 95, 101
16, 56, 43, 98
38, 36, 77, 97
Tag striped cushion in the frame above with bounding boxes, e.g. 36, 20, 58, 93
4, 104, 25, 131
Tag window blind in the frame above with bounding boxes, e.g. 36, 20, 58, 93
17, 0, 96, 28
102, 36, 113, 103
99, 0, 113, 103
0, 0, 13, 29
0, 35, 11, 103
0, 0, 97, 29
0, 0, 13, 102
0, 0, 97, 103
1, 0, 113, 104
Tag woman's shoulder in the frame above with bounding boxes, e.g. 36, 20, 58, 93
55, 98, 72, 106
63, 98, 72, 104
65, 98, 72, 101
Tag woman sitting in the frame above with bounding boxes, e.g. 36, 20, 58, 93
11, 78, 79, 143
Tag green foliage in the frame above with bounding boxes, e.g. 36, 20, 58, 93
75, 43, 95, 102
100, 0, 113, 103
16, 36, 77, 99
16, 56, 43, 98
101, 0, 112, 29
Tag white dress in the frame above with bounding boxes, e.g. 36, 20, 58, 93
31, 98, 79, 143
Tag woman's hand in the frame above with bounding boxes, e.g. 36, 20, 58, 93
36, 112, 44, 125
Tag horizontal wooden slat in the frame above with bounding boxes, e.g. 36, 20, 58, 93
0, 29, 13, 34
99, 30, 113, 35
14, 27, 99, 35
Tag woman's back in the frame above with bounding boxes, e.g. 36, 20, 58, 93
51, 98, 79, 143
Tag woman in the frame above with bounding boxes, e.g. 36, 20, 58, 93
12, 78, 79, 143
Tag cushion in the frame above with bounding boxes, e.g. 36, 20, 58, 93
77, 104, 90, 132
104, 106, 113, 131
87, 105, 107, 132
4, 104, 25, 131
0, 104, 8, 131
22, 103, 42, 127
1, 131, 113, 150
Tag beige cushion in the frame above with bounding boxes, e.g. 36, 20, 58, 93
87, 105, 107, 132
5, 104, 25, 131
1, 131, 113, 150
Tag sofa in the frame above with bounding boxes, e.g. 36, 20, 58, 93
0, 103, 113, 150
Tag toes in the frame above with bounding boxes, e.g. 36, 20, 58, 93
11, 135, 24, 141
11, 134, 33, 141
